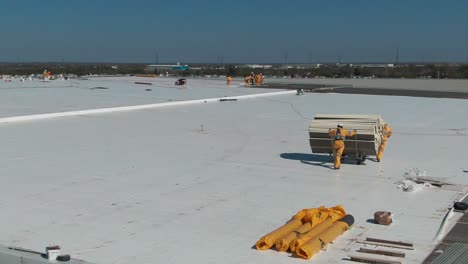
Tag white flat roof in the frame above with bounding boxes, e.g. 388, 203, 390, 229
0, 77, 273, 118
0, 77, 467, 264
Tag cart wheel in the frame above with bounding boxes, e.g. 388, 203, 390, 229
361, 155, 367, 163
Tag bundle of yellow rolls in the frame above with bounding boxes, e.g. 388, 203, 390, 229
255, 205, 354, 259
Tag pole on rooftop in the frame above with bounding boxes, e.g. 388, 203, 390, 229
395, 48, 399, 65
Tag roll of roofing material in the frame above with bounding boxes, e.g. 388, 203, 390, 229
293, 205, 346, 226
296, 215, 354, 259
255, 218, 303, 250
289, 217, 333, 252
275, 222, 312, 252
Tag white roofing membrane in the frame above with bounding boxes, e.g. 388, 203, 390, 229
0, 77, 467, 264
0, 77, 273, 117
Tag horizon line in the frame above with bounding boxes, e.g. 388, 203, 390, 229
1, 61, 467, 65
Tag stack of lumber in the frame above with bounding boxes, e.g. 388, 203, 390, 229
308, 114, 385, 156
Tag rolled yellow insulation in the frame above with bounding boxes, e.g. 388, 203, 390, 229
275, 222, 312, 252
289, 217, 333, 252
255, 218, 303, 250
296, 215, 354, 259
293, 205, 346, 226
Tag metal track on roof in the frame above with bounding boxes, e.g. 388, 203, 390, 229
431, 242, 468, 264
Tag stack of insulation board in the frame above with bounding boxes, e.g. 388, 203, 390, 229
308, 114, 385, 156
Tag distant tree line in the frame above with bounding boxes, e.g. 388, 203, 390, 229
185, 64, 468, 79
0, 63, 146, 76
1, 63, 468, 79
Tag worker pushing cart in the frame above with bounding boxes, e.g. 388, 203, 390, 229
328, 124, 357, 170
309, 114, 386, 167
377, 123, 392, 162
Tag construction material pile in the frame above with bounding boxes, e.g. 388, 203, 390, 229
255, 206, 354, 259
308, 114, 385, 157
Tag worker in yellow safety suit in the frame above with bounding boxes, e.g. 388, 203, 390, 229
328, 124, 357, 170
226, 75, 233, 85
255, 73, 263, 85
245, 75, 252, 86
377, 123, 392, 162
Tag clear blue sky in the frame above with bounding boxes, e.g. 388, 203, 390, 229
0, 0, 467, 63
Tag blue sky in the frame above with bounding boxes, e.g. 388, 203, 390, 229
0, 0, 467, 63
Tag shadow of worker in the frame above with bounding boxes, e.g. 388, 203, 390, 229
280, 153, 334, 170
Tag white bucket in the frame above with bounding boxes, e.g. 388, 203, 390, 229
46, 248, 61, 260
